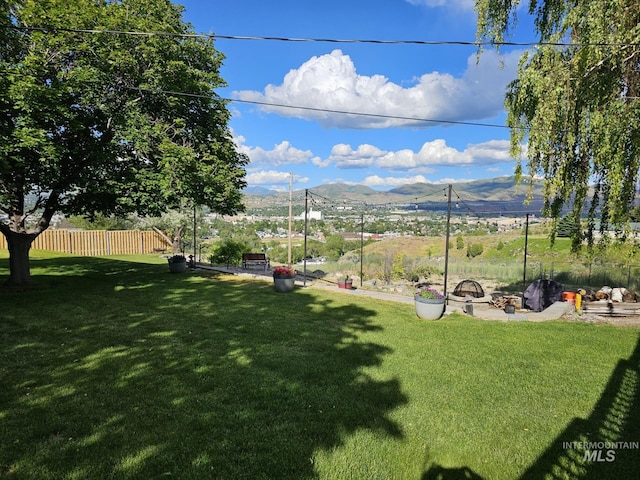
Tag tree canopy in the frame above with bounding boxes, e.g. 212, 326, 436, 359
475, 0, 640, 249
0, 0, 248, 284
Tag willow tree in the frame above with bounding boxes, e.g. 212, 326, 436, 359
476, 0, 640, 249
0, 0, 248, 285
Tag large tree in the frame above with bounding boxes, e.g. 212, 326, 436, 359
0, 0, 248, 285
475, 0, 640, 249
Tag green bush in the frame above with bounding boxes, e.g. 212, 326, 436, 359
210, 239, 247, 267
391, 253, 405, 280
466, 243, 484, 258
406, 260, 442, 282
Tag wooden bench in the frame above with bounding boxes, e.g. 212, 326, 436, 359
242, 253, 270, 271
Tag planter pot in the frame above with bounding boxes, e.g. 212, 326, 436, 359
338, 279, 353, 289
168, 259, 187, 273
273, 275, 295, 293
414, 296, 446, 320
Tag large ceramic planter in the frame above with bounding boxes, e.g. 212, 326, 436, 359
168, 258, 187, 273
414, 296, 446, 320
273, 275, 295, 293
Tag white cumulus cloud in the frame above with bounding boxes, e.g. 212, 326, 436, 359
465, 140, 513, 162
360, 175, 432, 188
245, 170, 309, 186
237, 130, 513, 173
237, 137, 514, 188
237, 139, 313, 167
328, 143, 387, 168
324, 139, 512, 172
234, 49, 521, 129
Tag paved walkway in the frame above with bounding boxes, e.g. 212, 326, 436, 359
196, 264, 577, 322
449, 300, 573, 322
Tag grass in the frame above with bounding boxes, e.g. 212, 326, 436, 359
1, 251, 639, 479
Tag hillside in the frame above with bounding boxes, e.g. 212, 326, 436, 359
244, 175, 547, 214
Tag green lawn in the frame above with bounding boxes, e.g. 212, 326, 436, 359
1, 252, 638, 479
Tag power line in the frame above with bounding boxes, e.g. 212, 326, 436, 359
451, 187, 480, 216
307, 186, 540, 218
307, 185, 458, 211
4, 25, 640, 48
127, 86, 512, 130
231, 98, 510, 129
6, 25, 633, 130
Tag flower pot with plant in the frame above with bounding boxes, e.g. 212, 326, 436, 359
272, 265, 296, 293
168, 254, 187, 273
414, 286, 446, 320
338, 275, 353, 289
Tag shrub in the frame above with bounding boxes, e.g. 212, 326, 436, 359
406, 259, 442, 283
466, 243, 484, 258
210, 239, 247, 267
391, 253, 405, 280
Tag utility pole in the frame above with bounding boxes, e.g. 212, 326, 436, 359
303, 189, 308, 287
522, 213, 530, 305
444, 184, 452, 298
288, 172, 293, 267
360, 212, 364, 287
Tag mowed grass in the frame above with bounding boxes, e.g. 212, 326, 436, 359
0, 252, 638, 479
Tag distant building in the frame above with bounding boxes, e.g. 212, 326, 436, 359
296, 207, 323, 220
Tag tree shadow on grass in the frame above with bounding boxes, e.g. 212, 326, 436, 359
421, 464, 484, 480
0, 256, 407, 479
518, 335, 640, 479
417, 335, 640, 480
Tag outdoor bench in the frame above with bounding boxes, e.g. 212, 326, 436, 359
242, 253, 270, 271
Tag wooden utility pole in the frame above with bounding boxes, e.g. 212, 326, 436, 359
288, 172, 293, 266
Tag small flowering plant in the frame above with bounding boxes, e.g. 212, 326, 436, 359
167, 254, 186, 264
416, 286, 444, 300
273, 265, 296, 277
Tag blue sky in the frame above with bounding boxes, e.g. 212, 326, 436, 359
178, 0, 533, 192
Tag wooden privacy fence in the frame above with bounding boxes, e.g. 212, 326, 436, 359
0, 229, 171, 256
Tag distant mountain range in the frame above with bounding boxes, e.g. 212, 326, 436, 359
244, 176, 548, 215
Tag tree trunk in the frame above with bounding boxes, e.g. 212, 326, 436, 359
172, 225, 185, 255
3, 230, 38, 286
151, 227, 173, 251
